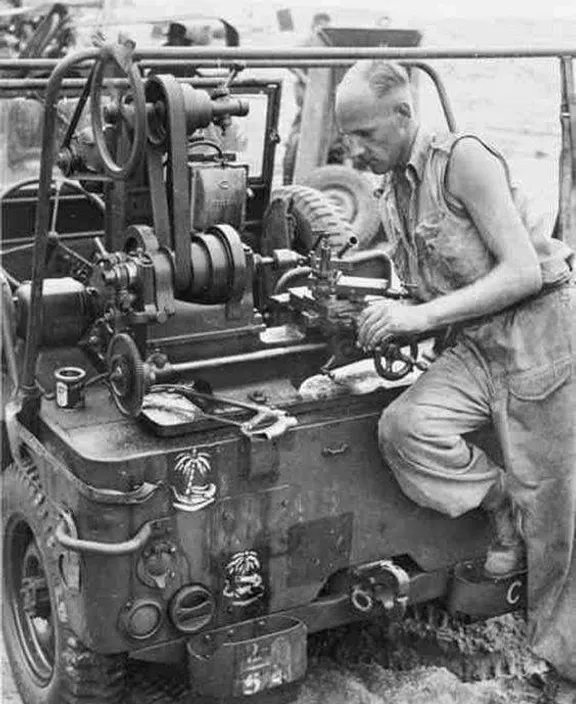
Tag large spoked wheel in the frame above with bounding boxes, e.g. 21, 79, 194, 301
2, 463, 127, 704
0, 178, 105, 283
90, 49, 146, 179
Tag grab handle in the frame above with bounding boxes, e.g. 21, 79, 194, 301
56, 520, 153, 555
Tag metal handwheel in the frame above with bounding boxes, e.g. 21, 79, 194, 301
106, 332, 147, 417
0, 178, 105, 283
89, 47, 147, 179
373, 340, 420, 381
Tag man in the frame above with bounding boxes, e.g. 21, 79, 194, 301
164, 22, 190, 47
335, 59, 576, 702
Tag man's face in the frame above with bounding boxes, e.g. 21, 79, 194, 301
335, 81, 411, 174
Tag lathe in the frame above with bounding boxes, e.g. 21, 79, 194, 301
0, 41, 526, 704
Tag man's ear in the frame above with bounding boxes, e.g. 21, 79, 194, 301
394, 101, 412, 120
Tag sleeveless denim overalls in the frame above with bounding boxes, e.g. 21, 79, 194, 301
377, 130, 576, 679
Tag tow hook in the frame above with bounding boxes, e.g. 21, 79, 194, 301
350, 559, 410, 620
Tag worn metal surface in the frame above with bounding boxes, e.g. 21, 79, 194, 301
22, 378, 492, 655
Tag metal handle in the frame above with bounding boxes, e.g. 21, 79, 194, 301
56, 521, 153, 555
321, 443, 350, 457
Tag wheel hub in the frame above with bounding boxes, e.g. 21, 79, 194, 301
20, 575, 51, 619
6, 525, 56, 683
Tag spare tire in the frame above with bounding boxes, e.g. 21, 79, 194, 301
301, 165, 382, 249
261, 184, 356, 255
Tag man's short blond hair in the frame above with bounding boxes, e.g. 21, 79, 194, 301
341, 60, 410, 99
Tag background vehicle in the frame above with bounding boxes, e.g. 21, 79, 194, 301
1, 41, 575, 704
0, 0, 99, 63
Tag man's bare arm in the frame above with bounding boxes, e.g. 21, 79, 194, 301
420, 138, 542, 330
357, 138, 543, 349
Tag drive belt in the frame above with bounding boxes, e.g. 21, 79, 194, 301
145, 75, 192, 292
146, 145, 171, 250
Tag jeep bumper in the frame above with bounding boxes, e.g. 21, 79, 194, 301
187, 615, 307, 698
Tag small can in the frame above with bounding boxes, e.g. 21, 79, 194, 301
54, 367, 86, 410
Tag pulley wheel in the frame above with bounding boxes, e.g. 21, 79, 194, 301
90, 47, 147, 179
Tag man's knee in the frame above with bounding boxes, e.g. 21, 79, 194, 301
379, 398, 427, 460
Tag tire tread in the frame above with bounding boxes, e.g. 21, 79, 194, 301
2, 462, 127, 704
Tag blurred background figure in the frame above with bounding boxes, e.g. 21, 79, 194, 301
309, 12, 331, 36
164, 21, 191, 46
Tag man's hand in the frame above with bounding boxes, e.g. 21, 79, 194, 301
356, 300, 430, 350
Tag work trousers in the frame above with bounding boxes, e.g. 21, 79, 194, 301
379, 283, 576, 680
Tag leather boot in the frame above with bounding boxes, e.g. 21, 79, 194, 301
482, 485, 526, 578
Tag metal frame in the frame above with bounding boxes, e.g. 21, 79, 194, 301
1, 46, 576, 68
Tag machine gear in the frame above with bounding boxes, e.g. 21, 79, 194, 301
106, 332, 146, 417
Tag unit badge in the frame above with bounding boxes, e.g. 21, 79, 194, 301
169, 449, 216, 512
223, 550, 265, 606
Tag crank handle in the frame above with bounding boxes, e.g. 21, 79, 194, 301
241, 410, 298, 440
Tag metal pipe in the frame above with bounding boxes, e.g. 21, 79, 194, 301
2, 230, 104, 247
0, 58, 532, 87
55, 520, 153, 555
0, 74, 283, 91
557, 57, 575, 245
0, 242, 35, 256
137, 46, 576, 60
2, 45, 576, 73
157, 343, 327, 375
407, 61, 457, 132
1, 177, 104, 209
0, 58, 72, 69
21, 49, 99, 409
274, 267, 313, 295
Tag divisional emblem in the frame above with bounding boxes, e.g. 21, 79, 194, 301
223, 550, 265, 606
169, 449, 216, 512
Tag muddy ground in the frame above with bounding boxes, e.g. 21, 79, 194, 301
1, 615, 549, 703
